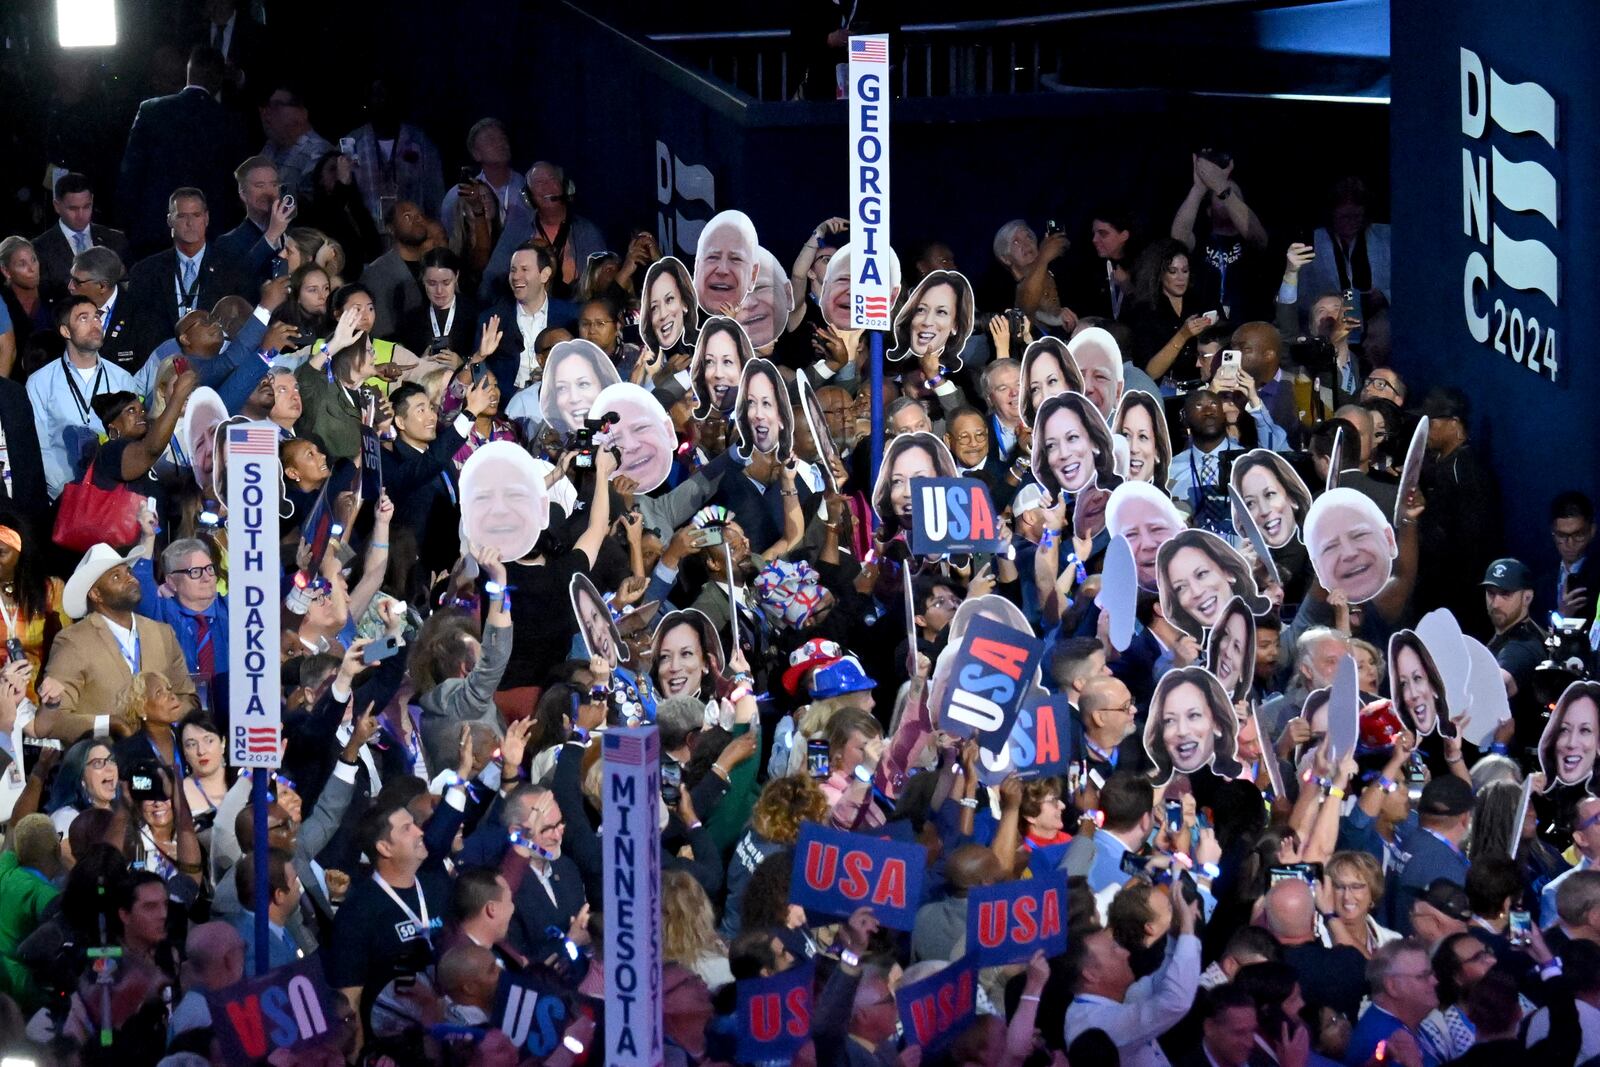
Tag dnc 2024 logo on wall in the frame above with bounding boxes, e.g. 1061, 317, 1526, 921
1459, 48, 1562, 382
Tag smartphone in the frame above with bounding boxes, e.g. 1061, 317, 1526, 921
661, 761, 682, 805
807, 738, 830, 780
339, 136, 357, 157
129, 767, 168, 803
1268, 862, 1323, 887
1119, 851, 1148, 877
470, 360, 489, 387
281, 193, 296, 213
459, 166, 476, 186
1341, 287, 1364, 345
1201, 310, 1221, 326
1164, 799, 1183, 834
6, 637, 25, 664
364, 634, 402, 664
696, 526, 725, 549
1508, 909, 1532, 947
1219, 349, 1242, 370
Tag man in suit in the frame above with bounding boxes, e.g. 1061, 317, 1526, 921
117, 46, 248, 254
35, 542, 198, 743
479, 242, 578, 404
1181, 985, 1271, 1067
0, 375, 48, 508
66, 246, 137, 371
123, 188, 251, 370
1551, 490, 1594, 621
498, 785, 588, 967
230, 848, 305, 973
199, 0, 267, 108
211, 155, 295, 289
1231, 322, 1306, 449
383, 379, 497, 571
982, 358, 1025, 466
944, 403, 1022, 511
1394, 776, 1473, 935
32, 172, 130, 299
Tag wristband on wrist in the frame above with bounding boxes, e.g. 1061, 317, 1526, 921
1378, 775, 1398, 794
1200, 862, 1221, 880
1019, 994, 1041, 1003
1327, 785, 1347, 800
839, 948, 861, 967
958, 797, 979, 809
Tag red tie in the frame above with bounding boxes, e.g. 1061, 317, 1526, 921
193, 613, 215, 679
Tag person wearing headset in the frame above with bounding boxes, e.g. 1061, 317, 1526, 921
479, 161, 606, 305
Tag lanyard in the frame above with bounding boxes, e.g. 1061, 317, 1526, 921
61, 358, 105, 426
373, 873, 432, 942
175, 256, 202, 313
430, 302, 456, 340
1085, 738, 1119, 768
112, 624, 141, 673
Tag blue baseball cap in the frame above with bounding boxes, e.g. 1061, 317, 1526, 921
809, 655, 877, 699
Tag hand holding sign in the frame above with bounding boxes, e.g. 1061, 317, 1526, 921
791, 824, 925, 931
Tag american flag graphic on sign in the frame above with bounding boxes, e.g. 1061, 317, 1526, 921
229, 426, 278, 456
862, 296, 890, 317
851, 38, 887, 63
241, 726, 278, 755
604, 732, 646, 766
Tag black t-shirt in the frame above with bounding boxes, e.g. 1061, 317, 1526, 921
500, 549, 593, 690
326, 868, 450, 1023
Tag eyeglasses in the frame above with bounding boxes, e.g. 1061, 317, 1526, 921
1457, 947, 1494, 966
1573, 808, 1600, 833
1101, 702, 1135, 716
1361, 376, 1397, 394
1390, 971, 1435, 982
928, 596, 961, 611
1553, 529, 1593, 545
1332, 881, 1369, 894
87, 755, 116, 771
174, 563, 217, 580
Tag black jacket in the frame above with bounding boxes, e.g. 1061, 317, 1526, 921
123, 246, 252, 369
30, 223, 131, 301
117, 86, 249, 253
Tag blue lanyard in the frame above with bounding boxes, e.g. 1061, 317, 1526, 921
115, 627, 141, 673
1085, 739, 1118, 768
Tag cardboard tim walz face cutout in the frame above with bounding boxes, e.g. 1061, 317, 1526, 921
1539, 680, 1600, 794
1305, 487, 1398, 604
734, 247, 794, 350
1105, 481, 1184, 593
1387, 630, 1457, 740
1230, 449, 1313, 550
570, 572, 625, 669
873, 431, 958, 532
1030, 391, 1115, 504
733, 357, 794, 461
1156, 528, 1269, 641
888, 269, 975, 373
1144, 666, 1242, 784
1206, 596, 1256, 704
694, 209, 761, 314
459, 441, 550, 563
591, 382, 676, 494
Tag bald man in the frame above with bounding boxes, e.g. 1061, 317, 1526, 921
1078, 676, 1150, 780
438, 943, 502, 1025
1264, 878, 1367, 1021
171, 921, 246, 1037
1229, 321, 1303, 447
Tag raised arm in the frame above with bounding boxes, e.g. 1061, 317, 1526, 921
573, 449, 617, 566
119, 370, 199, 481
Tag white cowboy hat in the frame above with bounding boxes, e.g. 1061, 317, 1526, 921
64, 542, 146, 620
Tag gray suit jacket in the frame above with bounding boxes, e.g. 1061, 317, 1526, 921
419, 619, 513, 774
360, 250, 425, 341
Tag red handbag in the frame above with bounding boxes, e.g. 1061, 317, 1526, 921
53, 457, 143, 553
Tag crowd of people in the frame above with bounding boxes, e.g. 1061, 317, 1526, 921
0, 7, 1597, 1067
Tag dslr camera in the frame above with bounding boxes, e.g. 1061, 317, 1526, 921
566, 411, 620, 470
1535, 613, 1593, 709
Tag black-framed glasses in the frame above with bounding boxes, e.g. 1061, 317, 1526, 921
174, 563, 217, 580
87, 755, 117, 771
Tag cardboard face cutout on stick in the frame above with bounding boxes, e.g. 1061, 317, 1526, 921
1105, 480, 1184, 593
1460, 635, 1512, 749
873, 431, 958, 532
571, 572, 625, 669
1229, 486, 1283, 587
1096, 533, 1139, 652
180, 386, 229, 499
694, 209, 761, 314
641, 256, 698, 354
540, 338, 622, 436
1414, 608, 1472, 713
1230, 449, 1313, 550
887, 269, 975, 373
735, 247, 794, 350
459, 441, 550, 563
1031, 391, 1116, 503
1206, 596, 1256, 704
733, 357, 795, 461
1112, 389, 1171, 487
1327, 653, 1361, 764
1066, 326, 1126, 422
1156, 528, 1270, 641
796, 378, 840, 494
1143, 665, 1242, 784
591, 382, 675, 493
1021, 338, 1085, 426
1305, 487, 1398, 605
651, 607, 725, 700
689, 316, 753, 421
1388, 630, 1458, 739
1393, 416, 1429, 526
1538, 679, 1600, 794
821, 241, 903, 332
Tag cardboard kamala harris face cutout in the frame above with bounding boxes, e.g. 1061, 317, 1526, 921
539, 338, 621, 436
1105, 480, 1184, 593
873, 431, 958, 532
1020, 337, 1085, 426
1388, 630, 1457, 740
641, 256, 698, 354
651, 607, 725, 699
733, 357, 794, 461
1305, 487, 1398, 604
694, 209, 761, 314
592, 382, 676, 493
1144, 665, 1242, 784
1156, 528, 1270, 641
1230, 449, 1313, 551
1111, 390, 1170, 487
1030, 391, 1116, 503
459, 440, 550, 562
1206, 596, 1256, 704
1538, 679, 1600, 794
570, 572, 625, 669
689, 316, 753, 422
887, 269, 976, 373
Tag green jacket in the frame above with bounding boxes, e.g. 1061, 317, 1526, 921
295, 359, 364, 461
0, 849, 61, 1012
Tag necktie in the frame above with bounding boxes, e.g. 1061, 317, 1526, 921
182, 257, 198, 294
193, 612, 215, 678
73, 231, 89, 254
1201, 452, 1217, 487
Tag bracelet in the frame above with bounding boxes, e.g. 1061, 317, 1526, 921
1019, 994, 1041, 1003
1446, 754, 1464, 765
1378, 776, 1398, 794
711, 763, 730, 781
926, 373, 944, 386
178, 860, 204, 876
1200, 862, 1221, 880
839, 948, 861, 967
370, 541, 389, 550
958, 797, 979, 809
687, 820, 702, 831
1327, 786, 1347, 800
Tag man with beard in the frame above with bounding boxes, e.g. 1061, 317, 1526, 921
1482, 558, 1546, 745
34, 542, 198, 742
1258, 626, 1349, 742
361, 200, 431, 340
28, 294, 139, 497
1079, 676, 1150, 784
1229, 321, 1305, 448
1166, 387, 1242, 531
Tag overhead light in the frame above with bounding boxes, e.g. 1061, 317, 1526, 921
58, 0, 117, 48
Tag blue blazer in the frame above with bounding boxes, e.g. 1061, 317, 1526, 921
478, 299, 580, 406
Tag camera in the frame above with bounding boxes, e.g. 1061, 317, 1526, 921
1534, 613, 1593, 709
567, 411, 620, 470
129, 761, 167, 803
1285, 334, 1338, 376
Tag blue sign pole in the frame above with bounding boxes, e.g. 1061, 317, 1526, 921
252, 768, 269, 974
870, 331, 885, 511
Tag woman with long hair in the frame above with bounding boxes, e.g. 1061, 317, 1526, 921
1143, 665, 1243, 782
46, 739, 119, 836
687, 316, 751, 421
662, 869, 732, 991
721, 776, 830, 941
1112, 389, 1172, 487
179, 711, 232, 846
871, 431, 958, 535
1469, 778, 1567, 908
0, 237, 52, 369
1126, 237, 1216, 381
1156, 528, 1269, 639
0, 512, 69, 697
1021, 337, 1086, 426
272, 263, 334, 347
1030, 390, 1118, 502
